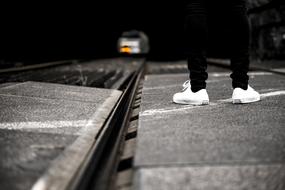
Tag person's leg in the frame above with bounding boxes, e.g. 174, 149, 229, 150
228, 0, 250, 90
228, 0, 260, 103
184, 0, 208, 92
173, 0, 209, 105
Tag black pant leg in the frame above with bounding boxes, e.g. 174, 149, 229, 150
229, 0, 250, 90
184, 0, 208, 92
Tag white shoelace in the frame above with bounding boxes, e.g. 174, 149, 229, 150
182, 80, 190, 91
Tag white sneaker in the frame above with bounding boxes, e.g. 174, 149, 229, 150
232, 85, 261, 104
173, 80, 209, 105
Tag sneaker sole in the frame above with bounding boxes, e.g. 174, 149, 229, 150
233, 97, 261, 104
173, 100, 209, 106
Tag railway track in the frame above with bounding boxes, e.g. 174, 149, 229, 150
81, 63, 145, 190
0, 58, 141, 89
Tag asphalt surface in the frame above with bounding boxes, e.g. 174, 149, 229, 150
134, 64, 285, 189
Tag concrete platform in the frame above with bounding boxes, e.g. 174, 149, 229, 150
207, 58, 285, 74
134, 72, 285, 190
0, 82, 122, 190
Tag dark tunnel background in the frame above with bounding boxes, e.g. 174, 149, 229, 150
1, 1, 284, 64
0, 2, 186, 63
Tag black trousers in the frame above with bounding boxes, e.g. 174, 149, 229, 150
184, 0, 250, 92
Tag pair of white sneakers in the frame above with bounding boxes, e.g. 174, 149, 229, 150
173, 80, 261, 105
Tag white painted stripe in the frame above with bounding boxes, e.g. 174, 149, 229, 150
261, 90, 285, 97
249, 72, 273, 76
218, 98, 235, 103
141, 103, 217, 116
0, 120, 88, 130
209, 73, 230, 77
209, 72, 273, 77
218, 90, 285, 103
259, 88, 281, 93
271, 68, 285, 73
207, 79, 229, 83
141, 107, 194, 116
165, 65, 187, 69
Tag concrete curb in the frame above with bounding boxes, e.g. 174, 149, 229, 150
31, 90, 122, 190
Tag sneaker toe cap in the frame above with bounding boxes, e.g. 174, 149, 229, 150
173, 92, 182, 102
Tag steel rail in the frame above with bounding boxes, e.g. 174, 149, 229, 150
0, 60, 75, 74
66, 60, 145, 190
